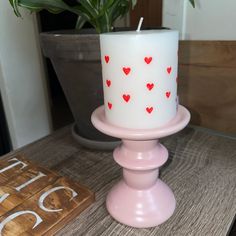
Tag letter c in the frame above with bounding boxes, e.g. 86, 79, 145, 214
0, 210, 43, 235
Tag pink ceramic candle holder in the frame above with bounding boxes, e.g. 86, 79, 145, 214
92, 105, 190, 228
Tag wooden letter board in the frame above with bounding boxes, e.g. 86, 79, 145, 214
0, 154, 94, 235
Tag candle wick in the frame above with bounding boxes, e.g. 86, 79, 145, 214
136, 17, 144, 32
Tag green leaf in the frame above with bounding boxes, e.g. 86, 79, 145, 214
98, 0, 131, 30
9, 0, 22, 17
8, 0, 140, 33
79, 0, 100, 17
189, 0, 195, 8
13, 0, 81, 16
131, 0, 137, 9
75, 15, 87, 30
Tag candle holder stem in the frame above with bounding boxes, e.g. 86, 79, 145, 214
106, 139, 175, 228
115, 140, 166, 189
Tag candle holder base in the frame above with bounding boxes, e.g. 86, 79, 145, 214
106, 179, 175, 228
92, 105, 190, 228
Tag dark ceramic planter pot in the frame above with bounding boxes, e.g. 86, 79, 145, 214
40, 29, 119, 150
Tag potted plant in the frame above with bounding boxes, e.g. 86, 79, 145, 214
9, 0, 195, 150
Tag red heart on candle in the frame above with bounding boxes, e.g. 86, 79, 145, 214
144, 57, 152, 64
108, 102, 112, 109
146, 83, 154, 91
105, 56, 109, 63
123, 67, 131, 75
167, 67, 172, 74
122, 94, 130, 102
166, 91, 171, 98
106, 80, 111, 87
146, 107, 153, 114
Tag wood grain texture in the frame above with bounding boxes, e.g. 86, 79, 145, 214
0, 154, 94, 235
130, 0, 162, 28
178, 41, 236, 134
0, 177, 94, 236
0, 165, 58, 216
0, 156, 32, 184
1, 125, 235, 236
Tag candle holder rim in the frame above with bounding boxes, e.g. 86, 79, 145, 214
91, 105, 190, 140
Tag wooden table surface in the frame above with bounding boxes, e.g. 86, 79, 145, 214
2, 125, 236, 236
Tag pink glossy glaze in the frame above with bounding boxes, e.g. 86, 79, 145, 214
91, 105, 190, 228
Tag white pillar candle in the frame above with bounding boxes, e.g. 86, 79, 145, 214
100, 29, 179, 129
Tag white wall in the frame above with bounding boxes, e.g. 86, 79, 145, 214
162, 0, 186, 39
0, 2, 51, 149
163, 0, 236, 40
